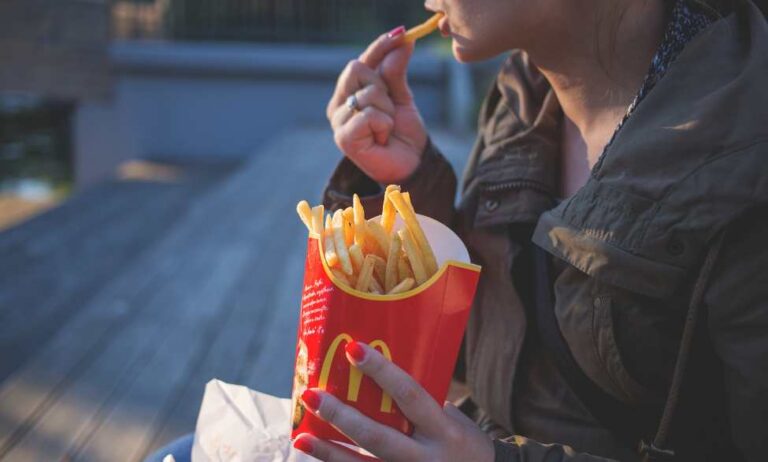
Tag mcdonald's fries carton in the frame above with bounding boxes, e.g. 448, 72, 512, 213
290, 214, 481, 445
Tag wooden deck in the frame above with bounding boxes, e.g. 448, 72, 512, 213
0, 127, 472, 461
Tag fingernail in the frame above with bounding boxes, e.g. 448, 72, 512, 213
387, 25, 406, 39
301, 389, 322, 411
345, 341, 366, 363
293, 436, 314, 454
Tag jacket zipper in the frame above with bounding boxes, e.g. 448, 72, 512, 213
482, 179, 554, 197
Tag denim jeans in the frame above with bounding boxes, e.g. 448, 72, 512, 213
144, 434, 194, 462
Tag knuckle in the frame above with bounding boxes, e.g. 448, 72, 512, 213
443, 422, 464, 443
348, 59, 365, 74
322, 400, 340, 424
334, 131, 350, 151
353, 425, 385, 449
392, 380, 421, 406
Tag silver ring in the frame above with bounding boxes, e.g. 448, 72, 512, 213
346, 93, 360, 113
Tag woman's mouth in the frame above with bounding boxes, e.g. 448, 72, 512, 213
438, 15, 451, 37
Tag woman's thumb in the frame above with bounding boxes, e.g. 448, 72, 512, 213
379, 42, 415, 105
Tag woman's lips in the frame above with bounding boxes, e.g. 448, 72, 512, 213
438, 15, 451, 37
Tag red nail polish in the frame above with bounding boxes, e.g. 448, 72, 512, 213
293, 437, 314, 454
301, 389, 322, 411
387, 25, 406, 39
345, 341, 366, 363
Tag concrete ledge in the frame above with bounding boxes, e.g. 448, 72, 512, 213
110, 41, 446, 83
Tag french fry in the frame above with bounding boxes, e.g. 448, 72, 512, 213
381, 185, 400, 233
324, 215, 339, 267
299, 185, 446, 296
349, 244, 365, 272
343, 207, 355, 246
296, 201, 313, 232
370, 277, 384, 294
356, 254, 376, 291
353, 194, 366, 247
404, 12, 444, 43
332, 210, 354, 275
402, 192, 414, 212
369, 254, 387, 286
366, 219, 391, 257
385, 233, 402, 292
388, 190, 438, 276
331, 268, 350, 286
311, 205, 324, 236
398, 255, 414, 282
388, 277, 415, 295
398, 228, 428, 285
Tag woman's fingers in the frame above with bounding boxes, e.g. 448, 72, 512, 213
379, 41, 415, 105
327, 60, 387, 121
333, 107, 394, 150
356, 84, 396, 117
293, 433, 377, 462
301, 390, 422, 461
330, 84, 396, 130
358, 28, 406, 69
345, 342, 445, 437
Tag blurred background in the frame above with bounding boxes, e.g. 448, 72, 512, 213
0, 1, 497, 460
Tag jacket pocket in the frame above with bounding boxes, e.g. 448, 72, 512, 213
554, 269, 659, 405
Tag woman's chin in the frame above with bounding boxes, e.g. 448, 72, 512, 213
452, 42, 473, 63
451, 41, 490, 63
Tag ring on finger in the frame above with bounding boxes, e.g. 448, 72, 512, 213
346, 93, 361, 113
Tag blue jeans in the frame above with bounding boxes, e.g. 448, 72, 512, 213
144, 434, 194, 462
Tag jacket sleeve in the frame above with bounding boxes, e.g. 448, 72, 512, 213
705, 206, 768, 460
322, 138, 457, 226
493, 437, 616, 461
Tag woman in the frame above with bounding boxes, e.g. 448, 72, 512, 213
293, 0, 768, 460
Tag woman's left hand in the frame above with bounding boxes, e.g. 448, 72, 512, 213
293, 341, 495, 462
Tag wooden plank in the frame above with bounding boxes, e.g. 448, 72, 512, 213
71, 129, 341, 462
0, 171, 233, 458
0, 129, 325, 460
143, 129, 341, 455
0, 173, 229, 383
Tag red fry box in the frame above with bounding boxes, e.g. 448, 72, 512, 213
290, 214, 481, 445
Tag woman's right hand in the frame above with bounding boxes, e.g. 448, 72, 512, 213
326, 27, 428, 185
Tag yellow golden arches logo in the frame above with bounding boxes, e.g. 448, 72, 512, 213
317, 334, 394, 413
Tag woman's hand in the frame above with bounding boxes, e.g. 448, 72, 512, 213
293, 341, 494, 462
326, 27, 428, 184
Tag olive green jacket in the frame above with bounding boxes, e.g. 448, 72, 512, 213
323, 1, 768, 460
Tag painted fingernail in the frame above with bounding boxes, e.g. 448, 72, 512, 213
301, 389, 322, 411
293, 436, 314, 454
387, 25, 406, 39
345, 341, 366, 363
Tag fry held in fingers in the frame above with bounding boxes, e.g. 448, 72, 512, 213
404, 12, 444, 43
296, 184, 442, 295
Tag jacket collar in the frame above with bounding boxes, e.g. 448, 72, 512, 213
533, 1, 768, 296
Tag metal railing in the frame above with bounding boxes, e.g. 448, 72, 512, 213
113, 0, 429, 44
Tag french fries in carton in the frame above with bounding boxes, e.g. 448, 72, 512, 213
291, 186, 481, 444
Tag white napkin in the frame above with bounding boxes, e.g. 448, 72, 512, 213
191, 379, 318, 462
